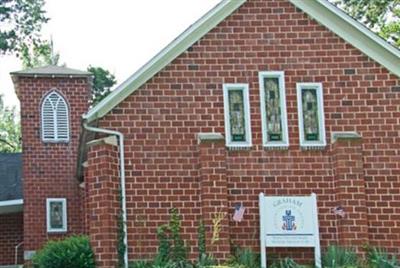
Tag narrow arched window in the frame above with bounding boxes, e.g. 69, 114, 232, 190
41, 91, 70, 142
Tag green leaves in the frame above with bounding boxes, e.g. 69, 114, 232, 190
0, 0, 48, 55
87, 66, 117, 106
156, 224, 171, 264
332, 0, 400, 47
367, 247, 399, 268
169, 208, 188, 262
225, 248, 259, 268
31, 235, 95, 268
322, 245, 359, 268
0, 95, 21, 153
270, 258, 301, 268
198, 220, 207, 258
20, 39, 60, 69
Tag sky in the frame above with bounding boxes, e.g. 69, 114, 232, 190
0, 0, 221, 110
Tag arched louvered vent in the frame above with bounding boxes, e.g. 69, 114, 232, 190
41, 91, 70, 142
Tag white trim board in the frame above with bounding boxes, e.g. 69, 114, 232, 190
83, 0, 400, 124
0, 199, 23, 215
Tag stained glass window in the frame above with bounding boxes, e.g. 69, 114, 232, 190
259, 71, 289, 149
223, 84, 252, 148
50, 201, 64, 229
264, 78, 282, 141
47, 198, 67, 232
296, 83, 326, 149
229, 90, 246, 142
301, 88, 319, 141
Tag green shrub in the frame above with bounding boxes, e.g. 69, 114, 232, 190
270, 258, 301, 268
196, 253, 216, 268
196, 219, 215, 268
198, 220, 206, 258
169, 208, 187, 262
322, 245, 359, 268
225, 247, 259, 268
155, 224, 171, 264
32, 235, 95, 268
129, 260, 152, 268
150, 208, 192, 267
367, 247, 399, 268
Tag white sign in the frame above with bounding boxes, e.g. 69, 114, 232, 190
259, 193, 321, 268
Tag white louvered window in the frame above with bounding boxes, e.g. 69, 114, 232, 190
41, 91, 70, 142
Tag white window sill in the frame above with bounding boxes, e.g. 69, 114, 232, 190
226, 144, 252, 151
263, 143, 289, 150
300, 143, 326, 151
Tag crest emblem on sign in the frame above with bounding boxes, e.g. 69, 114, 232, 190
282, 210, 297, 231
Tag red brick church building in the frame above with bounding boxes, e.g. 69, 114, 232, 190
1, 0, 400, 267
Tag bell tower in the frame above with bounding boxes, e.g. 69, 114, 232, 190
11, 65, 92, 260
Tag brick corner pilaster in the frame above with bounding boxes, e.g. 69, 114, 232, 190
85, 138, 120, 267
197, 133, 230, 261
331, 132, 368, 253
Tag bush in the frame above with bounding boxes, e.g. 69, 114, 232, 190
224, 247, 259, 268
271, 258, 301, 268
322, 245, 359, 268
367, 247, 399, 268
32, 235, 95, 268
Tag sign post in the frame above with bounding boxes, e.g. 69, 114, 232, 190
259, 193, 321, 268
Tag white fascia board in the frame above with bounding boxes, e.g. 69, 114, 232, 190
83, 0, 246, 123
289, 0, 400, 77
0, 199, 23, 207
0, 199, 23, 214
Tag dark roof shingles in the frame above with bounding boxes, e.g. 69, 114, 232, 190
0, 153, 22, 201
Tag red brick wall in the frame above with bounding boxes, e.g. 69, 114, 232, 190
0, 213, 23, 265
86, 142, 120, 267
92, 0, 399, 262
17, 76, 90, 253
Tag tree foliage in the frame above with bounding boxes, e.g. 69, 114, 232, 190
333, 0, 400, 47
21, 39, 60, 68
87, 65, 117, 106
0, 0, 48, 55
0, 95, 21, 152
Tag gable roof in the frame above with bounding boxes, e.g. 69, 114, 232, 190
83, 0, 400, 124
0, 153, 22, 202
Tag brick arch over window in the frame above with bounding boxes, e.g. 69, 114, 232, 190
41, 90, 70, 142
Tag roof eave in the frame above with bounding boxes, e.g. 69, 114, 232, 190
10, 73, 92, 78
289, 0, 400, 77
83, 0, 246, 123
0, 199, 23, 215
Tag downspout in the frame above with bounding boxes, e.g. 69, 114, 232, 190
83, 123, 128, 268
15, 241, 23, 265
